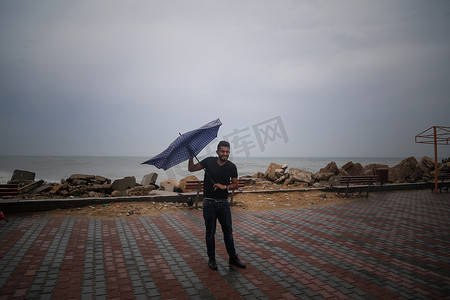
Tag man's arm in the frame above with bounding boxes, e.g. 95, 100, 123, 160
188, 158, 203, 172
213, 177, 238, 191
228, 177, 238, 190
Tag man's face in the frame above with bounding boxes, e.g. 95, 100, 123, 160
217, 146, 230, 162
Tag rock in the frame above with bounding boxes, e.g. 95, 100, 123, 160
94, 175, 111, 184
338, 168, 349, 176
111, 176, 136, 192
179, 175, 199, 192
289, 168, 313, 185
438, 162, 450, 173
126, 185, 155, 196
264, 163, 284, 181
10, 170, 35, 182
160, 179, 179, 192
50, 183, 65, 195
319, 162, 339, 175
274, 174, 287, 184
275, 168, 285, 178
68, 174, 95, 182
313, 172, 334, 181
314, 162, 339, 182
341, 161, 364, 176
111, 190, 122, 197
161, 183, 175, 192
241, 177, 256, 185
312, 181, 329, 188
289, 182, 309, 188
141, 173, 158, 186
389, 157, 423, 183
419, 156, 435, 173
19, 180, 44, 194
67, 174, 111, 185
329, 175, 341, 187
252, 172, 265, 179
86, 184, 113, 194
32, 184, 53, 194
363, 164, 389, 175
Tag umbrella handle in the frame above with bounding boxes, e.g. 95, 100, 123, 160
193, 154, 215, 185
182, 133, 215, 185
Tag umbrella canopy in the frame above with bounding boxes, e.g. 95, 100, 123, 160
142, 118, 222, 170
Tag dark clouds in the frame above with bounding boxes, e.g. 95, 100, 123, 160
1, 0, 449, 158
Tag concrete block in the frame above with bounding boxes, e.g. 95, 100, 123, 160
141, 173, 158, 186
11, 170, 35, 182
111, 176, 136, 192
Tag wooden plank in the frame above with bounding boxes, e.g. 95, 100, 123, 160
0, 184, 19, 197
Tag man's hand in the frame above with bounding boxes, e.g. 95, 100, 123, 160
213, 183, 228, 191
188, 158, 203, 172
187, 146, 195, 158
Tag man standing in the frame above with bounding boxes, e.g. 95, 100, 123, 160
188, 140, 246, 270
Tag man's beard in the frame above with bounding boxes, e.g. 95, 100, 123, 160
219, 156, 228, 162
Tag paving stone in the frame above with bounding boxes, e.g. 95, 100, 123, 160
1, 190, 450, 299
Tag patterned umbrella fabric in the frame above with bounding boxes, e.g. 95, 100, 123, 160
142, 119, 222, 170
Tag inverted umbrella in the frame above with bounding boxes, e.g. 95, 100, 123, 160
142, 118, 222, 170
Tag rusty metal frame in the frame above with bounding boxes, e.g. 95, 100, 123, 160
415, 126, 450, 194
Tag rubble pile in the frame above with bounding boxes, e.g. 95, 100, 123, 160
3, 156, 449, 200
6, 171, 158, 199
251, 156, 450, 188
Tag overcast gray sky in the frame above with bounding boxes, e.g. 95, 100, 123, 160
1, 0, 449, 159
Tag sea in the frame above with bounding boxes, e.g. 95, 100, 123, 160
0, 156, 409, 185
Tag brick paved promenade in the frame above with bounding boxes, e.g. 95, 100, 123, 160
1, 190, 449, 299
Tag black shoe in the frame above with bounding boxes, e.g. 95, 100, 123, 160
208, 258, 218, 270
229, 255, 246, 268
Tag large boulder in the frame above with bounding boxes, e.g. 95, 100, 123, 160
289, 168, 313, 185
67, 174, 111, 185
179, 175, 199, 192
363, 164, 389, 175
252, 172, 265, 179
389, 157, 423, 183
419, 156, 435, 173
10, 170, 35, 182
160, 179, 179, 192
319, 162, 339, 175
92, 175, 110, 184
112, 176, 136, 192
264, 163, 285, 182
141, 173, 158, 186
438, 162, 450, 173
313, 171, 334, 181
313, 162, 339, 181
329, 175, 341, 187
341, 161, 364, 176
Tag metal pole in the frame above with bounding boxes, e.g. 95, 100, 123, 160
434, 126, 438, 194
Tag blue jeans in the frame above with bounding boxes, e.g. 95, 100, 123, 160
202, 199, 237, 259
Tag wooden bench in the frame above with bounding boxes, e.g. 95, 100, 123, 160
334, 175, 378, 197
179, 179, 247, 208
0, 184, 19, 197
430, 173, 450, 193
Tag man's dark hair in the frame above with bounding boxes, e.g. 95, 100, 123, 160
217, 140, 230, 150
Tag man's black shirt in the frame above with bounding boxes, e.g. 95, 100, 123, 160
200, 157, 238, 199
